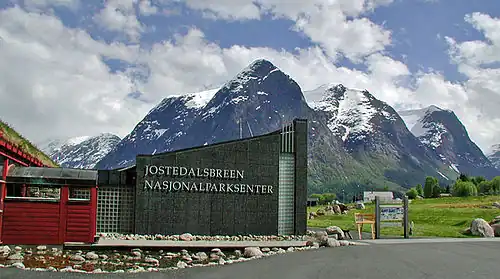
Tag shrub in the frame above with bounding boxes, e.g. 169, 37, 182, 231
406, 188, 418, 199
424, 176, 439, 198
416, 184, 423, 196
452, 181, 478, 197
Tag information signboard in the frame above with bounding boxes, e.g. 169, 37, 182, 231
380, 205, 404, 222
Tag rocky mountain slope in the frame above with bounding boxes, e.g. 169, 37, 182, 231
95, 59, 498, 193
308, 84, 457, 188
399, 106, 499, 179
39, 134, 120, 169
487, 144, 500, 170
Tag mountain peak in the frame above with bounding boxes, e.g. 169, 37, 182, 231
247, 59, 276, 71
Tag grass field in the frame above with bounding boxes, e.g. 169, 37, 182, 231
307, 195, 500, 238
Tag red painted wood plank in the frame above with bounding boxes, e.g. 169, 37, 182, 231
3, 217, 59, 223
66, 213, 91, 220
59, 186, 68, 244
90, 186, 97, 242
67, 205, 92, 210
5, 203, 60, 210
3, 221, 59, 228
4, 224, 59, 234
3, 211, 60, 218
66, 227, 92, 233
67, 209, 91, 215
66, 221, 91, 227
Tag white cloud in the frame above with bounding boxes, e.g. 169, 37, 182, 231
0, 6, 146, 143
174, 0, 394, 61
93, 0, 144, 41
22, 0, 80, 11
138, 0, 158, 16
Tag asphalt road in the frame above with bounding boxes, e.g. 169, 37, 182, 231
1, 240, 499, 279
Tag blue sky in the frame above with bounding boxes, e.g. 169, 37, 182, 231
1, 0, 500, 152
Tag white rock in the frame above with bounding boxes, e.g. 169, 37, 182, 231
144, 257, 159, 266
326, 238, 341, 247
243, 247, 263, 258
339, 240, 350, 246
69, 255, 85, 262
7, 253, 24, 261
85, 252, 99, 260
179, 233, 194, 241
0, 246, 11, 254
218, 258, 226, 265
36, 245, 47, 251
11, 262, 25, 269
471, 218, 495, 237
177, 261, 188, 269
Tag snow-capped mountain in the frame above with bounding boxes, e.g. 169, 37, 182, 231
95, 89, 217, 169
40, 134, 120, 169
399, 106, 499, 179
94, 59, 498, 194
308, 84, 457, 185
487, 144, 500, 170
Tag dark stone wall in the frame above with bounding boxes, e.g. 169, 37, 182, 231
294, 119, 308, 235
135, 133, 281, 236
132, 119, 308, 236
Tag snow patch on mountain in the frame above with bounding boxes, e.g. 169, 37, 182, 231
399, 106, 449, 149
307, 84, 394, 142
487, 144, 500, 169
41, 133, 121, 169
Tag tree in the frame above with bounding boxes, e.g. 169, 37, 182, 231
424, 176, 438, 198
415, 184, 423, 196
478, 181, 492, 194
383, 185, 389, 191
490, 176, 500, 194
459, 173, 470, 182
322, 193, 337, 204
406, 188, 418, 199
432, 185, 441, 198
310, 194, 324, 205
472, 176, 486, 186
452, 181, 477, 197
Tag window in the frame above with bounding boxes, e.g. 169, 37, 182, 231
6, 183, 61, 199
69, 187, 91, 201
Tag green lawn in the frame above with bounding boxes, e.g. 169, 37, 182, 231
308, 195, 500, 238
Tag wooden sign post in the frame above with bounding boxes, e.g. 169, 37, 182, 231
375, 196, 409, 239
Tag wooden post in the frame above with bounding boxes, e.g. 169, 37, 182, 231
375, 196, 380, 239
58, 186, 69, 244
403, 196, 409, 239
89, 186, 98, 243
0, 158, 8, 243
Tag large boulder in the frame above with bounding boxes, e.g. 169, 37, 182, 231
470, 218, 495, 238
493, 202, 500, 209
332, 205, 341, 214
491, 223, 500, 237
490, 216, 500, 226
243, 247, 263, 258
326, 226, 345, 240
325, 238, 341, 247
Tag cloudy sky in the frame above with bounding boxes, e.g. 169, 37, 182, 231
1, 0, 500, 153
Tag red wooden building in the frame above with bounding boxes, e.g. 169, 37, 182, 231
0, 132, 98, 245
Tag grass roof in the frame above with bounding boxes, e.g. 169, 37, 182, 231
0, 119, 58, 167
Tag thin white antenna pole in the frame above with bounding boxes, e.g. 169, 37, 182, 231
246, 121, 254, 137
239, 118, 242, 139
